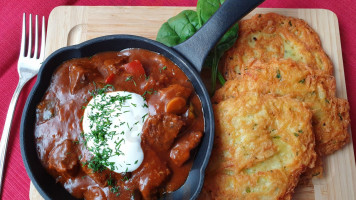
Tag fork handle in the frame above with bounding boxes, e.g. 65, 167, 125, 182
0, 79, 26, 193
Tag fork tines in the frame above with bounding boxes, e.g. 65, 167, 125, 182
21, 13, 46, 60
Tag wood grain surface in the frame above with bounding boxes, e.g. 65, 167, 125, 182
30, 6, 356, 200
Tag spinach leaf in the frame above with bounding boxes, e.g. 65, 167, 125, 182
197, 0, 239, 92
216, 23, 239, 54
156, 0, 239, 94
206, 23, 239, 92
156, 10, 201, 47
197, 0, 225, 26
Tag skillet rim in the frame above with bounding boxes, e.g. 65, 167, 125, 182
20, 34, 214, 200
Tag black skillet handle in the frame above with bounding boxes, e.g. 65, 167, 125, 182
173, 0, 265, 72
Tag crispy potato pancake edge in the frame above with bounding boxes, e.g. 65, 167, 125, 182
213, 59, 350, 157
220, 13, 333, 80
202, 93, 316, 199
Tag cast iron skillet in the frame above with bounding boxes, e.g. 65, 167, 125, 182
20, 0, 265, 199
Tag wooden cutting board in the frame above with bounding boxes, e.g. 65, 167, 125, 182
29, 6, 356, 200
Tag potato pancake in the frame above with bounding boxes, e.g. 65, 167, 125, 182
202, 93, 316, 199
213, 59, 350, 156
221, 13, 333, 80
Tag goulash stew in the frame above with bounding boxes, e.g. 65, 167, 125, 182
35, 49, 204, 199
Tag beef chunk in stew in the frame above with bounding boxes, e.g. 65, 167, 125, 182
83, 186, 107, 200
99, 55, 128, 78
36, 99, 58, 124
170, 131, 203, 167
69, 64, 98, 94
148, 84, 192, 115
142, 114, 185, 151
136, 148, 171, 199
48, 139, 79, 177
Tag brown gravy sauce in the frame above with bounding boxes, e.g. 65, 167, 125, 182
35, 49, 204, 199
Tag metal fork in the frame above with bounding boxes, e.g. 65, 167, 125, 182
0, 13, 46, 192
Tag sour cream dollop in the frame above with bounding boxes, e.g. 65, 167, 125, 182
82, 91, 148, 173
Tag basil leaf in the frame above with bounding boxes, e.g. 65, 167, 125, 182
156, 10, 201, 47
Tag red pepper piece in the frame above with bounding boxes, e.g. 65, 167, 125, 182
105, 73, 115, 84
123, 60, 145, 76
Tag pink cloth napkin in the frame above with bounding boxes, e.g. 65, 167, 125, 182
0, 0, 355, 199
